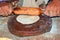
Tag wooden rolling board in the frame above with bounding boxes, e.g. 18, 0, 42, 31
8, 14, 52, 36
0, 16, 60, 40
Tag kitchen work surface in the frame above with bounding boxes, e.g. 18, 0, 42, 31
0, 16, 60, 40
8, 15, 52, 36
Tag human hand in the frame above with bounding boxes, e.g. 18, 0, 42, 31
0, 2, 12, 16
44, 0, 60, 17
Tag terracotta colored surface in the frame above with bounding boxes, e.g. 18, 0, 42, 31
8, 14, 52, 36
0, 16, 60, 40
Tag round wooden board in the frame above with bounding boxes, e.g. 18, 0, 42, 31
8, 14, 52, 36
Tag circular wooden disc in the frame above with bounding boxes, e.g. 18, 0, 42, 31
8, 14, 52, 36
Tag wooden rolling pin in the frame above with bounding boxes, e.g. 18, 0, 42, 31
13, 7, 43, 16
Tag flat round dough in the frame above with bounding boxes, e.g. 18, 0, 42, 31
16, 15, 40, 24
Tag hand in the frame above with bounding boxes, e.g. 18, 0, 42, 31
0, 2, 12, 16
44, 0, 60, 17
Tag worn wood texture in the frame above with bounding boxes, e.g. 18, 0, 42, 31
0, 16, 60, 40
8, 15, 52, 36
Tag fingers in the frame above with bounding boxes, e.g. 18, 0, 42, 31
44, 6, 51, 16
2, 6, 8, 16
0, 2, 12, 16
0, 5, 12, 16
44, 4, 60, 17
0, 8, 3, 15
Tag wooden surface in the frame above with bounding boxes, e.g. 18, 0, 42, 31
0, 16, 60, 40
